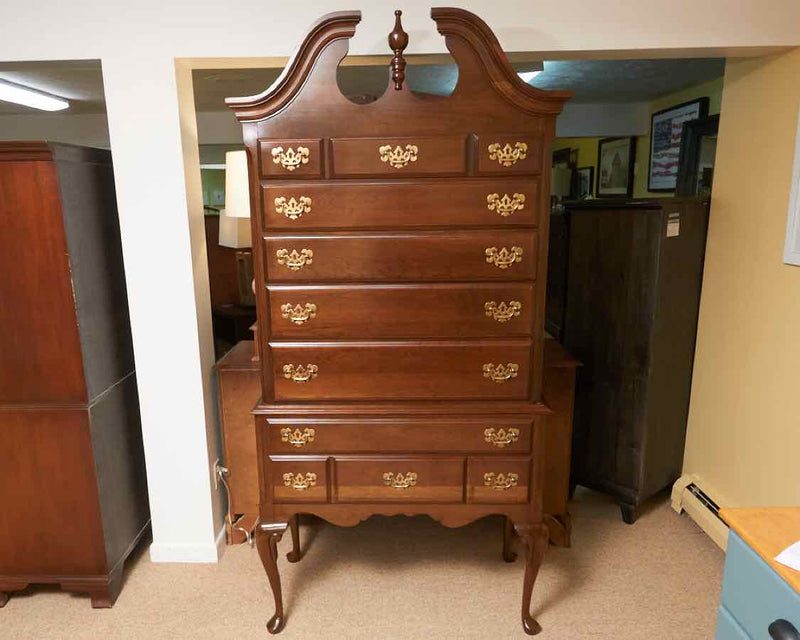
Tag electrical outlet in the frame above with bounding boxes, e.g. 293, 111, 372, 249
212, 458, 221, 490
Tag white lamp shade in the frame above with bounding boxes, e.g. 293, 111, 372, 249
224, 150, 251, 218
218, 212, 252, 249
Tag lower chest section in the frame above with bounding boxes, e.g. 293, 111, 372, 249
258, 415, 540, 508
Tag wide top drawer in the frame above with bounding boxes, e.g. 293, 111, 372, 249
261, 179, 539, 229
331, 136, 467, 178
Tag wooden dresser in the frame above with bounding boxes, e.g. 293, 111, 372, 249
226, 9, 569, 635
0, 142, 149, 607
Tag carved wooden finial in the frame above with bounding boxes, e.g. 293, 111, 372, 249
388, 9, 409, 90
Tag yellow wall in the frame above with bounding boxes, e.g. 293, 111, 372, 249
554, 77, 724, 198
682, 49, 800, 507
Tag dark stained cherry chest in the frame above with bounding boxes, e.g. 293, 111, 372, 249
227, 9, 570, 634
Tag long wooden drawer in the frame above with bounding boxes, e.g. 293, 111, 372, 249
475, 133, 543, 175
269, 456, 328, 503
334, 456, 464, 503
263, 231, 537, 282
263, 417, 534, 454
261, 180, 539, 229
270, 340, 532, 400
330, 136, 467, 177
467, 457, 531, 504
268, 283, 535, 339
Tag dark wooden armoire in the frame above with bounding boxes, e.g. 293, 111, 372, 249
560, 198, 710, 523
0, 142, 149, 607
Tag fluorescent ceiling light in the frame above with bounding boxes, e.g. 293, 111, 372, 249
518, 70, 541, 83
0, 79, 69, 111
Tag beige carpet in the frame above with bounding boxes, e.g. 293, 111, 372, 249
1, 488, 724, 640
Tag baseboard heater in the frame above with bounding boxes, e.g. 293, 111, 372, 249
671, 475, 730, 551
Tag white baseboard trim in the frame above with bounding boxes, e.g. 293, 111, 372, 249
149, 524, 227, 563
671, 473, 730, 551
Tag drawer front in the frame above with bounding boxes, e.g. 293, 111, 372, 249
263, 231, 538, 282
269, 456, 328, 503
268, 283, 535, 339
259, 138, 324, 179
331, 136, 467, 177
476, 133, 542, 175
714, 606, 751, 640
271, 340, 532, 400
467, 457, 531, 504
261, 180, 539, 229
334, 456, 464, 503
264, 417, 533, 454
720, 531, 800, 639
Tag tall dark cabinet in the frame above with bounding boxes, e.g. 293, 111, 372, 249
560, 198, 709, 523
0, 142, 149, 607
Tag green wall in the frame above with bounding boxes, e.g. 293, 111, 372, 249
554, 76, 724, 199
201, 168, 225, 210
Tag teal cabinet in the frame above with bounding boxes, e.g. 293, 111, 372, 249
716, 531, 800, 640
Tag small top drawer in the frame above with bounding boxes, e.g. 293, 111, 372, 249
476, 133, 542, 175
259, 138, 324, 179
331, 136, 467, 178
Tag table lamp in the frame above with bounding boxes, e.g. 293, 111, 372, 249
219, 150, 252, 249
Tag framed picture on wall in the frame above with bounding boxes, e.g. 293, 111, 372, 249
577, 166, 594, 199
648, 97, 709, 192
596, 137, 636, 197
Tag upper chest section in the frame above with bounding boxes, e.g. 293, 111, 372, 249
227, 9, 570, 155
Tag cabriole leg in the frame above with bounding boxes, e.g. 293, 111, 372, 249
514, 523, 549, 635
257, 523, 288, 634
502, 516, 517, 562
287, 514, 302, 563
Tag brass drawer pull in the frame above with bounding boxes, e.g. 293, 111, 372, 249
379, 144, 418, 168
483, 363, 519, 383
485, 246, 523, 269
484, 300, 522, 322
483, 472, 519, 490
272, 146, 310, 171
274, 196, 312, 220
276, 248, 313, 271
487, 193, 526, 217
283, 472, 317, 490
383, 472, 417, 489
280, 427, 316, 448
280, 303, 317, 325
283, 364, 318, 383
484, 427, 520, 448
487, 142, 528, 167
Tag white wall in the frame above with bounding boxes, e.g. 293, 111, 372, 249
1, 0, 798, 563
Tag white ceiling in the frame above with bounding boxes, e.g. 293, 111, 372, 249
0, 60, 106, 115
0, 57, 724, 116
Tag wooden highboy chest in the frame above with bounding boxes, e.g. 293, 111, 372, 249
226, 8, 570, 634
